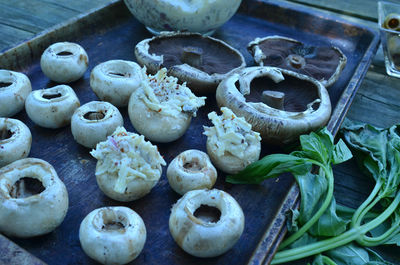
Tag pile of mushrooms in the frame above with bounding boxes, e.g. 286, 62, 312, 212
248, 36, 347, 87
216, 66, 331, 145
135, 32, 246, 94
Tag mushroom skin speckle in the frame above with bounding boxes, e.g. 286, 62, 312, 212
71, 101, 123, 149
216, 66, 331, 145
167, 149, 217, 195
79, 206, 146, 265
40, 42, 89, 83
0, 158, 69, 238
128, 68, 206, 143
203, 107, 261, 175
169, 189, 245, 258
248, 35, 347, 87
25, 85, 80, 129
90, 127, 166, 202
0, 118, 31, 167
90, 60, 142, 107
0, 70, 31, 117
135, 32, 246, 94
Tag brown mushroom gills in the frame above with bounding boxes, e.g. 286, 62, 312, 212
0, 128, 12, 141
148, 35, 243, 75
255, 38, 342, 82
245, 74, 320, 112
9, 177, 45, 198
83, 111, 106, 121
99, 209, 128, 232
194, 205, 221, 223
42, 92, 62, 100
0, 82, 12, 88
56, 51, 73, 56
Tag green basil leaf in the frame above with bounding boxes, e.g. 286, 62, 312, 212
226, 154, 311, 184
333, 139, 353, 165
366, 248, 395, 264
299, 131, 330, 164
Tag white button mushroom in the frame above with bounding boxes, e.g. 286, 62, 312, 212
0, 118, 31, 167
90, 60, 142, 107
0, 70, 32, 117
40, 42, 89, 83
25, 85, 80, 129
167, 149, 217, 195
71, 101, 123, 148
169, 189, 245, 257
128, 68, 206, 143
203, 107, 261, 174
90, 127, 166, 202
0, 158, 69, 238
79, 206, 146, 265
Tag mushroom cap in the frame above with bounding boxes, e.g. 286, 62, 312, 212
71, 101, 124, 148
169, 189, 244, 257
167, 149, 217, 195
0, 158, 69, 238
90, 60, 142, 107
216, 66, 332, 145
40, 42, 89, 83
0, 118, 31, 167
135, 32, 246, 94
247, 35, 347, 87
25, 85, 80, 128
79, 206, 146, 264
0, 70, 32, 117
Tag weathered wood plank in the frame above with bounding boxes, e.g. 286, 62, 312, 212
286, 0, 379, 21
0, 24, 34, 52
39, 0, 114, 13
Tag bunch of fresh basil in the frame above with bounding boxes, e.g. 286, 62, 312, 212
227, 119, 400, 264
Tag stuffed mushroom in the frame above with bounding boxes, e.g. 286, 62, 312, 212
135, 32, 246, 94
90, 126, 166, 202
128, 68, 205, 143
203, 107, 261, 174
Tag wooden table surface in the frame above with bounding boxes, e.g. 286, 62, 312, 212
0, 0, 399, 264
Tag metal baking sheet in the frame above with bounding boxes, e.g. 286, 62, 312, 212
0, 0, 379, 264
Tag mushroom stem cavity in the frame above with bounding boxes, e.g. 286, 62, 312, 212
181, 46, 203, 68
10, 177, 45, 199
108, 72, 128, 77
287, 54, 305, 69
262, 90, 285, 110
182, 157, 204, 172
56, 51, 73, 56
0, 82, 12, 88
83, 111, 105, 121
0, 128, 12, 141
193, 204, 221, 223
96, 208, 128, 232
42, 92, 62, 100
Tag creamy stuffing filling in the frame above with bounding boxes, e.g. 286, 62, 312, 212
90, 127, 166, 193
138, 67, 206, 116
203, 107, 261, 159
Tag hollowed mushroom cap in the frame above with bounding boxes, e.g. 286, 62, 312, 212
79, 206, 146, 264
0, 118, 32, 167
135, 32, 246, 94
25, 85, 80, 128
0, 158, 69, 238
248, 36, 347, 87
71, 101, 124, 148
169, 189, 245, 257
216, 66, 331, 145
0, 70, 32, 117
167, 149, 217, 195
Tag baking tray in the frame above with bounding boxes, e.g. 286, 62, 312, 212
0, 0, 380, 264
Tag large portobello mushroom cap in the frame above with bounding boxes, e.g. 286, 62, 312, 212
247, 36, 347, 87
135, 32, 246, 94
216, 66, 332, 145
